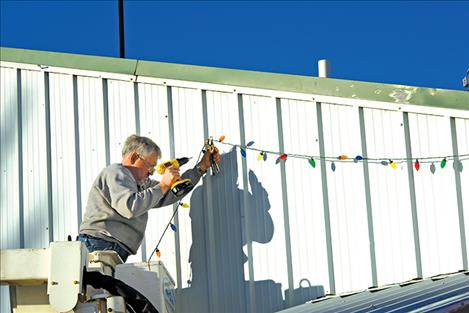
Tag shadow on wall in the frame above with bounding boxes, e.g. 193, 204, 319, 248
177, 148, 283, 313
177, 148, 324, 312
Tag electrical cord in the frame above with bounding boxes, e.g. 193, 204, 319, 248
147, 147, 206, 266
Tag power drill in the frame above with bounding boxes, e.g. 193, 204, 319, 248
156, 157, 193, 197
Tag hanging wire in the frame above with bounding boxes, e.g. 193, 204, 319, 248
147, 147, 205, 268
147, 201, 182, 265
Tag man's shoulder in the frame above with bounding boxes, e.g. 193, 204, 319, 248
106, 163, 124, 171
94, 164, 135, 188
99, 163, 129, 177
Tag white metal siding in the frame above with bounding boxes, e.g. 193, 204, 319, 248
107, 79, 137, 164
171, 86, 204, 295
1, 67, 20, 249
49, 73, 79, 241
409, 113, 463, 276
456, 118, 469, 254
322, 103, 372, 292
21, 70, 50, 249
202, 90, 246, 313
281, 99, 329, 293
1, 62, 468, 313
242, 94, 289, 312
363, 108, 416, 285
1, 67, 20, 313
76, 76, 107, 225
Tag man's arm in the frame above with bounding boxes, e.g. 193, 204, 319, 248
106, 166, 203, 218
147, 147, 220, 208
153, 167, 204, 207
105, 170, 167, 219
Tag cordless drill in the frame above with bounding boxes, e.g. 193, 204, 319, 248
156, 157, 193, 197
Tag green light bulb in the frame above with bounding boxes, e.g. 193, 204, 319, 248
309, 158, 316, 168
440, 158, 447, 168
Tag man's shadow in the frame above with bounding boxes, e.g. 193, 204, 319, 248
177, 148, 283, 313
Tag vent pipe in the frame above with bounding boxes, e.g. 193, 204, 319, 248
318, 59, 330, 78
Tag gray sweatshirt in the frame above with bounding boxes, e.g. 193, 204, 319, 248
79, 163, 202, 254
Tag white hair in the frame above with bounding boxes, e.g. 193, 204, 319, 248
122, 135, 161, 159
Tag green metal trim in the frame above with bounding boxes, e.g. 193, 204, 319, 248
2, 47, 468, 110
0, 47, 137, 75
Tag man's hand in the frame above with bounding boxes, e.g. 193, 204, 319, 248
159, 166, 181, 193
199, 145, 221, 172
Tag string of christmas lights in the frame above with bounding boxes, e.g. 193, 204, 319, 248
212, 136, 468, 173
150, 135, 468, 260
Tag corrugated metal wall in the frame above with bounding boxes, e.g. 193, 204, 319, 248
1, 63, 468, 313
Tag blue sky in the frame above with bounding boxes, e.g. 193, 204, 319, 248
1, 1, 468, 90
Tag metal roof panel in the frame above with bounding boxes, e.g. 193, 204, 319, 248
278, 272, 469, 313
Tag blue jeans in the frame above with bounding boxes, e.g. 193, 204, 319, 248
77, 234, 130, 262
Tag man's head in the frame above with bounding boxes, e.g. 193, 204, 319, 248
121, 135, 161, 185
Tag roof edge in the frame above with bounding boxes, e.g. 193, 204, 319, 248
1, 47, 468, 111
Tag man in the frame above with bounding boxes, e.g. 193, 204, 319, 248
78, 134, 221, 262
